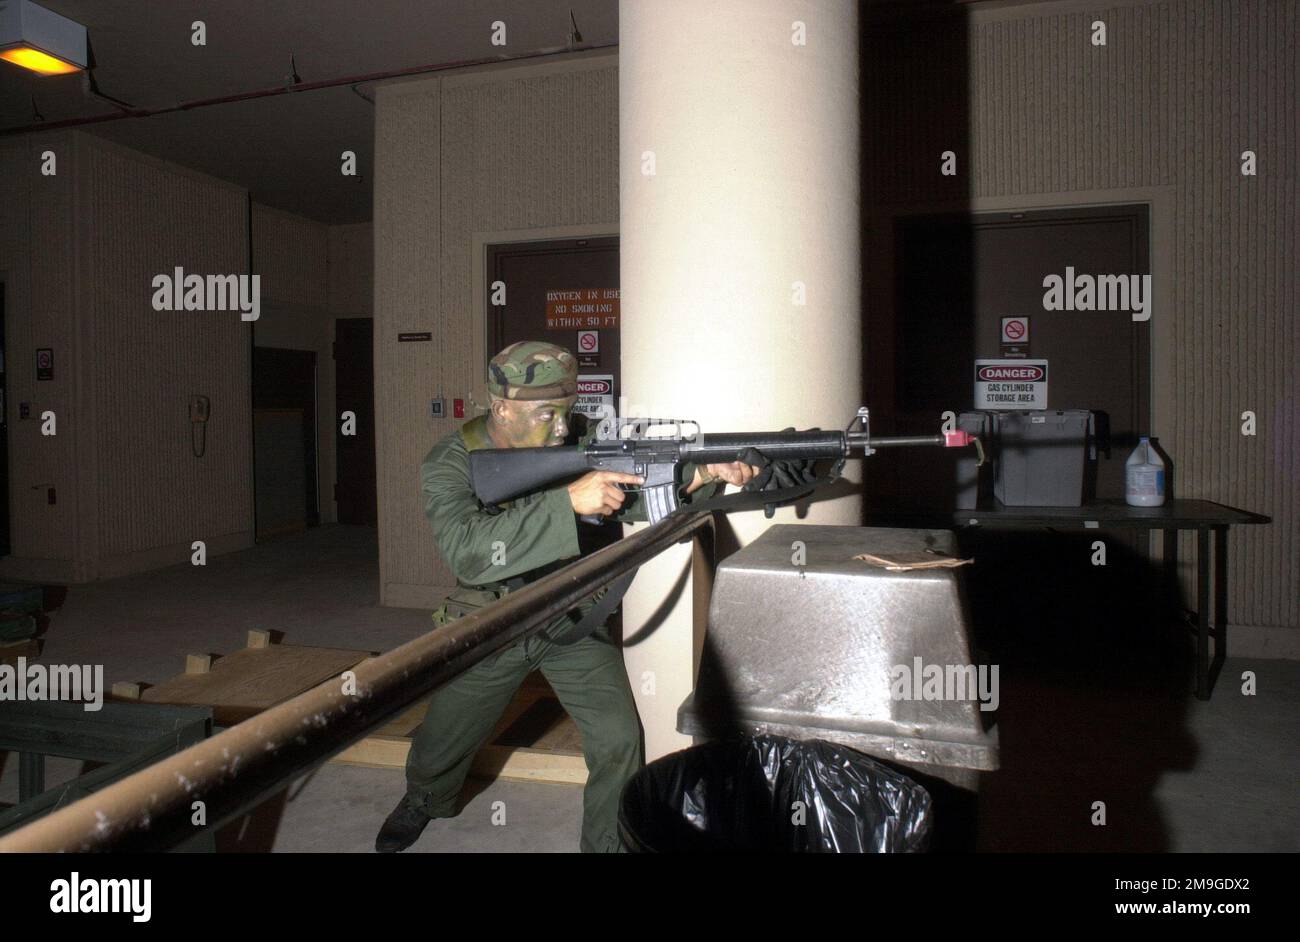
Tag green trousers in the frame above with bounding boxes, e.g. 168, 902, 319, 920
404, 625, 643, 853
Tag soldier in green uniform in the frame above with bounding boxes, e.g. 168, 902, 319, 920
376, 341, 761, 853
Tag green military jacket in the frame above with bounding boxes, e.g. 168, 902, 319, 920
421, 413, 716, 635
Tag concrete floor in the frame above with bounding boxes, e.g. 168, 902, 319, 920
2, 524, 1296, 852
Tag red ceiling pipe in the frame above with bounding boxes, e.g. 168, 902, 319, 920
1, 42, 617, 136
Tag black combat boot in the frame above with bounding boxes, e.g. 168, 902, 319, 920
375, 798, 433, 853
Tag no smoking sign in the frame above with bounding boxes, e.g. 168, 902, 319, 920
577, 329, 599, 354
1000, 316, 1029, 357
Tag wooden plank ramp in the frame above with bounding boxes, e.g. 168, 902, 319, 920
114, 630, 370, 726
110, 631, 587, 787
331, 671, 588, 786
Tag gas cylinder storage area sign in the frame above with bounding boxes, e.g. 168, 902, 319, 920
974, 359, 1048, 409
575, 374, 615, 421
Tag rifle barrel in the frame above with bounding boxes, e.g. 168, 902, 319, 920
864, 434, 946, 448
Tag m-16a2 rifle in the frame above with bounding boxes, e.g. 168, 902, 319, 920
469, 407, 984, 525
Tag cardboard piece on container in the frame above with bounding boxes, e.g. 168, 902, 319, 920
852, 550, 974, 572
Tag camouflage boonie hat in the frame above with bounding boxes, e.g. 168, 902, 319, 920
487, 341, 578, 401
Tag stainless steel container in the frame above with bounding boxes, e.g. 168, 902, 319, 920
678, 524, 999, 790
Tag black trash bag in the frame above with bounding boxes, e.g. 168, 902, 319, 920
618, 735, 932, 853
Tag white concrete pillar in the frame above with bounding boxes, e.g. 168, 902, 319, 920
619, 0, 862, 759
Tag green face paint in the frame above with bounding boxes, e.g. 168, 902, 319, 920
497, 397, 577, 448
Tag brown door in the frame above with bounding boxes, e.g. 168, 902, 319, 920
884, 204, 1151, 507
487, 237, 620, 557
252, 346, 318, 539
335, 318, 376, 525
487, 236, 620, 418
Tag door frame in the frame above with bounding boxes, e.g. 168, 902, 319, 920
871, 186, 1175, 448
471, 223, 619, 388
251, 346, 320, 538
332, 317, 377, 526
871, 185, 1175, 560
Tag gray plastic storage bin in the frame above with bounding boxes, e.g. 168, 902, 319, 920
992, 410, 1095, 507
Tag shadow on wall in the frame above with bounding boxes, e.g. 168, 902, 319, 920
852, 2, 1195, 851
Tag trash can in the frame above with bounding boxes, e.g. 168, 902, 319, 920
618, 735, 933, 853
991, 409, 1095, 506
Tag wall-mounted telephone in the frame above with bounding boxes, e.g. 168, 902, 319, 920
190, 394, 210, 457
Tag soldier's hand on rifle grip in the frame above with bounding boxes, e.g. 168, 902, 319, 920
738, 432, 818, 493
568, 470, 644, 517
702, 462, 761, 488
737, 447, 775, 491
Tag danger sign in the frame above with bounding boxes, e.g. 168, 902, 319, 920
975, 359, 1048, 409
577, 329, 599, 353
575, 374, 615, 421
978, 364, 1044, 382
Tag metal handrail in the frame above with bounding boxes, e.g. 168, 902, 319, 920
0, 511, 714, 852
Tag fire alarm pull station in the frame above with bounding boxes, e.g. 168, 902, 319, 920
453, 398, 465, 418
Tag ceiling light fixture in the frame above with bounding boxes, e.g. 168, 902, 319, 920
0, 0, 88, 75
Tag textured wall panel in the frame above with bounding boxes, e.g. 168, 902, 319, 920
374, 59, 618, 600
329, 223, 374, 315
867, 0, 1297, 635
252, 202, 328, 307
0, 134, 80, 569
80, 137, 252, 566
374, 77, 443, 600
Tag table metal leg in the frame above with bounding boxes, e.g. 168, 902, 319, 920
1162, 528, 1180, 617
1195, 527, 1211, 699
1210, 525, 1228, 694
18, 751, 45, 802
